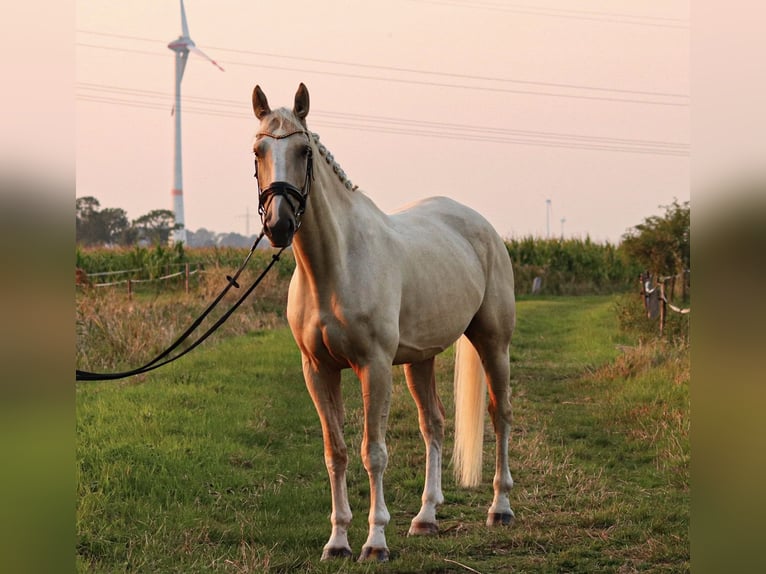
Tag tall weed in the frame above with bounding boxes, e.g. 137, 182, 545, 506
614, 292, 690, 345
76, 261, 290, 373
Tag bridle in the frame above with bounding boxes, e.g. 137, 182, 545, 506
254, 128, 314, 232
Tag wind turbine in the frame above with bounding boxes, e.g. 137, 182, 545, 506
167, 0, 224, 244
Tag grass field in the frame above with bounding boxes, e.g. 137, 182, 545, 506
76, 296, 689, 573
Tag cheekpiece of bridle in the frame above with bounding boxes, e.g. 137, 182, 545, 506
254, 129, 314, 231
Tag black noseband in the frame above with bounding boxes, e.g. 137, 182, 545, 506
258, 181, 308, 219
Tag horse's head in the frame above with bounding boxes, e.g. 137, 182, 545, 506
252, 83, 313, 248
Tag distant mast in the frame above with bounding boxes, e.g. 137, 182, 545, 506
167, 0, 224, 244
545, 199, 551, 239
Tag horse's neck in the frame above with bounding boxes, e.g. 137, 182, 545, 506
292, 177, 347, 276
292, 148, 385, 282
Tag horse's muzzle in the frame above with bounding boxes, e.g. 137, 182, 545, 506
264, 218, 295, 248
263, 195, 297, 247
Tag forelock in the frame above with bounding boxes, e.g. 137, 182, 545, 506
259, 108, 304, 136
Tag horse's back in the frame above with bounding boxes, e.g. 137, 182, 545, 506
390, 196, 513, 286
391, 196, 495, 238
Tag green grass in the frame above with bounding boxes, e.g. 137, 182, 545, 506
77, 296, 689, 572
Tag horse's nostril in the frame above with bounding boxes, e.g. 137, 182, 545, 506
264, 214, 296, 247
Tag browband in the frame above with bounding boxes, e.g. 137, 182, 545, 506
255, 129, 308, 140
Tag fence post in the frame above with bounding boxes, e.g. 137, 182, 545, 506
659, 282, 666, 336
185, 263, 190, 294
127, 279, 132, 300
640, 272, 655, 318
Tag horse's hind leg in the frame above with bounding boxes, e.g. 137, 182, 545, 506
302, 357, 353, 560
466, 332, 515, 526
404, 358, 446, 535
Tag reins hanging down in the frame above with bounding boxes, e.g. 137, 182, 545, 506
76, 233, 284, 382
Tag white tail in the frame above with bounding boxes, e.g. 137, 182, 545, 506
452, 335, 486, 487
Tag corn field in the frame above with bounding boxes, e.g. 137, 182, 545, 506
506, 236, 640, 295
77, 237, 638, 296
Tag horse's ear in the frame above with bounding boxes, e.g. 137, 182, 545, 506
293, 83, 310, 120
253, 85, 271, 119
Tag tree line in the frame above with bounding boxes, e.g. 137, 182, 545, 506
75, 196, 258, 248
76, 196, 180, 246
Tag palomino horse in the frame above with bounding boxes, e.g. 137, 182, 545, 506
252, 83, 516, 562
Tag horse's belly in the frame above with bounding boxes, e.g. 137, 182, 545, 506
393, 339, 454, 365
394, 290, 482, 364
392, 241, 486, 364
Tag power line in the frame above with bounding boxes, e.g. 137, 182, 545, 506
450, 0, 689, 23
405, 0, 689, 29
77, 82, 689, 150
77, 29, 689, 99
312, 106, 688, 149
76, 90, 689, 157
306, 119, 690, 157
77, 42, 688, 108
204, 45, 688, 100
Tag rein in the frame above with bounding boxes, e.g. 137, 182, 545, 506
75, 231, 285, 382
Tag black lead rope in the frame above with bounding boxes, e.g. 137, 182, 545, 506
76, 233, 285, 382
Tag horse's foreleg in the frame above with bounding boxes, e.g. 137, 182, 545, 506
404, 359, 445, 536
356, 360, 393, 562
302, 358, 353, 560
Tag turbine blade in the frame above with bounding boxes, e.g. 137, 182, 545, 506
180, 0, 190, 38
189, 45, 225, 71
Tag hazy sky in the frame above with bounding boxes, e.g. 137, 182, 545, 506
76, 0, 689, 243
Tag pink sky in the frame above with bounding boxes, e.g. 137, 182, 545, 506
76, 0, 690, 243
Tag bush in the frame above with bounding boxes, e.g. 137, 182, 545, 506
621, 199, 690, 284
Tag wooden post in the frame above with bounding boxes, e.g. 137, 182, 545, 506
659, 282, 666, 336
127, 279, 133, 300
184, 263, 190, 294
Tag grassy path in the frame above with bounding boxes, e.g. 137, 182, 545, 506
77, 295, 689, 573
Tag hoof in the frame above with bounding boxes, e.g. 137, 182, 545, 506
408, 521, 439, 536
321, 546, 353, 561
359, 546, 390, 562
487, 511, 515, 526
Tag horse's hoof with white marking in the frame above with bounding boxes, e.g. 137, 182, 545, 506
408, 521, 439, 536
358, 546, 390, 562
487, 510, 515, 526
321, 546, 353, 560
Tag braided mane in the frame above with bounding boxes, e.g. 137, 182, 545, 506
310, 132, 359, 192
